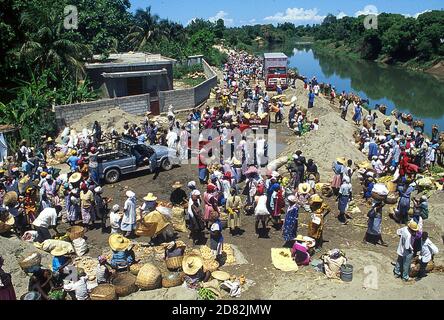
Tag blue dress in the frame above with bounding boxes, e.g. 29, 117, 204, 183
397, 185, 414, 221
283, 205, 299, 241
353, 106, 362, 122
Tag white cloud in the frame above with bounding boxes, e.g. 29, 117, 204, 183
263, 7, 326, 24
354, 5, 378, 17
186, 17, 197, 26
209, 10, 234, 26
337, 11, 347, 19
249, 18, 257, 23
402, 10, 431, 19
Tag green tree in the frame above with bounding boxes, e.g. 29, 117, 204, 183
126, 6, 161, 51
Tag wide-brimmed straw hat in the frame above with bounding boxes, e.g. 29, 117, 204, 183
51, 247, 69, 257
298, 183, 311, 194
68, 172, 82, 183
408, 220, 419, 232
309, 194, 323, 204
336, 157, 346, 164
109, 234, 131, 251
172, 181, 183, 189
182, 255, 203, 276
143, 193, 157, 201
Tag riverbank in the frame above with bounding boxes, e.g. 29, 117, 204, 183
312, 40, 444, 79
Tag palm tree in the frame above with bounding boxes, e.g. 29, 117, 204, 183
126, 6, 162, 51
19, 3, 90, 80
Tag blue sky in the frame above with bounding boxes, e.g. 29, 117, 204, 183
129, 0, 443, 26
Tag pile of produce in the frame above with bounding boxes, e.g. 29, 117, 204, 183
200, 244, 236, 265
198, 287, 218, 300
73, 256, 98, 279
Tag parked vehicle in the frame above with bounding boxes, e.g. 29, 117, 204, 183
98, 135, 179, 184
263, 52, 288, 91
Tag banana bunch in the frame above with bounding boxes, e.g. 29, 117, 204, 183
376, 176, 393, 183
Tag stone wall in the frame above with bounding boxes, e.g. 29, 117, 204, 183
54, 59, 218, 127
159, 59, 218, 112
54, 93, 150, 128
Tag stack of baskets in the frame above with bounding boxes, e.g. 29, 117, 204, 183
112, 272, 138, 297
135, 263, 162, 290
90, 284, 118, 300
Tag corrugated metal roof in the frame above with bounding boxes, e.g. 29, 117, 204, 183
263, 52, 287, 59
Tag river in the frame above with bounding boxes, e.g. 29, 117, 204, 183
262, 44, 444, 135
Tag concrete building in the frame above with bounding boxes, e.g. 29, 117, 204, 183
85, 52, 176, 99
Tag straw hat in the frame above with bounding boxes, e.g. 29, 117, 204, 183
336, 157, 346, 164
212, 270, 230, 281
408, 220, 419, 232
109, 234, 131, 251
309, 194, 323, 204
3, 191, 18, 206
51, 247, 69, 257
68, 172, 82, 183
298, 183, 311, 194
172, 181, 183, 189
46, 137, 53, 142
182, 255, 203, 276
143, 193, 157, 201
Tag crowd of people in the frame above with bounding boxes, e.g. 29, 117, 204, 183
0, 49, 441, 300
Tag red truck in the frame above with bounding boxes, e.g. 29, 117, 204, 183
263, 52, 288, 91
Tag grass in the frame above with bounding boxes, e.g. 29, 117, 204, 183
179, 76, 207, 88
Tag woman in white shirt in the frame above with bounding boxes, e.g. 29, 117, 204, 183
417, 232, 439, 280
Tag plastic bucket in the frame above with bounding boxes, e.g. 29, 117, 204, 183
340, 264, 353, 282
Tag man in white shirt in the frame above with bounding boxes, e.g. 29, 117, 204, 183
417, 232, 439, 280
63, 270, 89, 300
394, 221, 418, 282
32, 207, 61, 242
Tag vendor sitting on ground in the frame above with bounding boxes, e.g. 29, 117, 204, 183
109, 234, 135, 270
170, 181, 188, 206
164, 241, 185, 259
182, 255, 211, 289
96, 256, 112, 284
51, 247, 72, 282
291, 235, 314, 266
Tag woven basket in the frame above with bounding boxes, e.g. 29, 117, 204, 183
19, 252, 42, 270
129, 263, 144, 276
135, 263, 162, 290
67, 226, 85, 241
203, 259, 219, 273
90, 284, 117, 300
162, 272, 184, 288
165, 256, 184, 271
3, 191, 18, 206
112, 272, 138, 297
